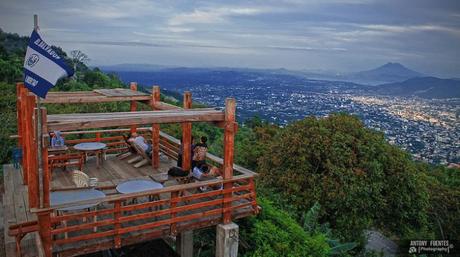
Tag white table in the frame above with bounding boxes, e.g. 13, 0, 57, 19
116, 179, 164, 194
51, 189, 106, 211
51, 189, 106, 237
74, 142, 107, 168
116, 179, 164, 208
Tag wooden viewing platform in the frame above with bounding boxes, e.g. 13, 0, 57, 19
5, 84, 259, 257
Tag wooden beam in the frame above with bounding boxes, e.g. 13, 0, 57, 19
223, 98, 236, 224
27, 94, 39, 209
37, 211, 52, 257
151, 85, 160, 169
47, 109, 225, 131
42, 95, 151, 104
182, 91, 192, 171
18, 84, 28, 184
153, 102, 181, 111
41, 108, 50, 208
130, 82, 138, 134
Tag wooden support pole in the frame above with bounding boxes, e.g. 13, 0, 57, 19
41, 108, 50, 208
37, 210, 52, 257
222, 98, 236, 224
16, 83, 23, 149
18, 84, 29, 184
27, 94, 39, 209
114, 200, 122, 248
181, 92, 192, 171
129, 82, 138, 134
151, 86, 160, 169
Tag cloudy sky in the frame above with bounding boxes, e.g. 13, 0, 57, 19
1, 0, 459, 77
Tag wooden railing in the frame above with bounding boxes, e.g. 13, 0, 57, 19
26, 128, 258, 256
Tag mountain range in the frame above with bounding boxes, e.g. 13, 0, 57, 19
101, 63, 460, 99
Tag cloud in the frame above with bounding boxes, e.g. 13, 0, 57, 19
359, 24, 460, 36
168, 6, 269, 26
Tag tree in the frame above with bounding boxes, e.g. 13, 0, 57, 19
70, 49, 90, 75
258, 114, 431, 242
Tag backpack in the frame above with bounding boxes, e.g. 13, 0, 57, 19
193, 145, 208, 161
168, 167, 189, 177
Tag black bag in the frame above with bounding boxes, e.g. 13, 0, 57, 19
168, 166, 189, 177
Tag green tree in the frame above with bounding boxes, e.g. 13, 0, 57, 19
258, 114, 431, 242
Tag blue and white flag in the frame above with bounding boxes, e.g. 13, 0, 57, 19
23, 30, 74, 98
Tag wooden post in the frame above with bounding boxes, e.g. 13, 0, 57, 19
151, 86, 160, 169
181, 92, 192, 171
37, 210, 52, 257
170, 191, 178, 235
96, 132, 101, 142
41, 108, 50, 208
114, 200, 121, 248
222, 98, 236, 224
27, 94, 39, 209
18, 84, 28, 184
129, 82, 137, 134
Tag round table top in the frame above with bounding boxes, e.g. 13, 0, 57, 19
116, 179, 164, 194
51, 189, 106, 211
74, 142, 107, 151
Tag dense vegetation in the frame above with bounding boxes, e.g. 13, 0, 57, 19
1, 28, 459, 257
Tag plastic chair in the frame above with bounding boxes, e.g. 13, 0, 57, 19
72, 170, 98, 188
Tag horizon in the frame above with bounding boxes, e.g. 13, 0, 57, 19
1, 0, 460, 77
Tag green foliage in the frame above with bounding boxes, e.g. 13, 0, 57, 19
240, 198, 330, 257
258, 114, 431, 241
421, 166, 460, 239
0, 82, 17, 165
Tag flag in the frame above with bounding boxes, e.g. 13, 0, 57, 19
23, 30, 74, 98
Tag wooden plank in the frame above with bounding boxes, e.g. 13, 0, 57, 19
47, 109, 225, 132
94, 88, 148, 97
42, 95, 151, 104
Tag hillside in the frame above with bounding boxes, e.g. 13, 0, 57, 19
375, 76, 460, 98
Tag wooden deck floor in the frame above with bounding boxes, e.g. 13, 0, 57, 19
52, 153, 176, 189
2, 164, 39, 257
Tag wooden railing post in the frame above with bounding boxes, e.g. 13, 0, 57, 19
96, 132, 101, 142
129, 82, 137, 134
27, 94, 39, 209
223, 98, 236, 224
151, 86, 160, 169
170, 191, 178, 235
41, 108, 50, 208
18, 84, 28, 184
37, 210, 52, 257
182, 92, 192, 171
114, 200, 122, 248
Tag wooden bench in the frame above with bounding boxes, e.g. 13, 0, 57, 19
49, 153, 84, 171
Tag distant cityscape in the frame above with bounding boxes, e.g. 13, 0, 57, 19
168, 83, 460, 165
109, 68, 460, 165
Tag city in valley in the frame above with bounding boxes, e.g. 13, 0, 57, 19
189, 85, 459, 165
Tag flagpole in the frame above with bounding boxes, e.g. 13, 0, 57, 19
34, 14, 44, 208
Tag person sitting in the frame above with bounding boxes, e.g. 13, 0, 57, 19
192, 163, 221, 180
51, 131, 65, 147
192, 136, 208, 168
129, 132, 152, 158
